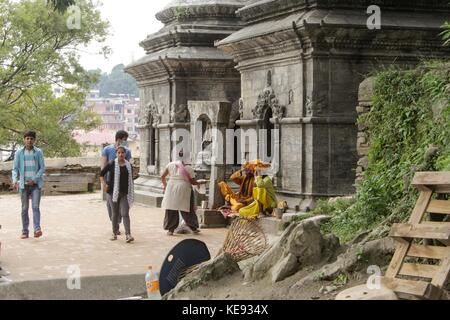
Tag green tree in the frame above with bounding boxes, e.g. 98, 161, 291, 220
0, 85, 101, 158
0, 0, 110, 158
97, 64, 138, 97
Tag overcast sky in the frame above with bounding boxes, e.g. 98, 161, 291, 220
79, 0, 172, 73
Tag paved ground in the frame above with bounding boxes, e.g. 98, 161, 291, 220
0, 192, 227, 284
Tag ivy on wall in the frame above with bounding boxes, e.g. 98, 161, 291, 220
318, 61, 450, 243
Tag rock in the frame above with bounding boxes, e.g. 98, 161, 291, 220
325, 285, 339, 293
328, 196, 354, 205
357, 156, 369, 170
271, 253, 298, 283
163, 253, 240, 300
424, 145, 440, 162
358, 77, 375, 103
245, 217, 338, 283
319, 285, 339, 295
290, 237, 396, 294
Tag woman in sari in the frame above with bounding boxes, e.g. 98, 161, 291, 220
161, 150, 207, 236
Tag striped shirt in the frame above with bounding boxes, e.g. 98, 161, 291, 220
24, 149, 36, 181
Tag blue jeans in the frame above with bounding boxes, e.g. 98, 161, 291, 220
20, 186, 42, 234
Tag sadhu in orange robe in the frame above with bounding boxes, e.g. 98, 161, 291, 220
218, 169, 255, 212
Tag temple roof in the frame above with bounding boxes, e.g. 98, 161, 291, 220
163, 0, 248, 9
219, 9, 449, 46
133, 0, 250, 55
236, 0, 450, 23
156, 0, 248, 24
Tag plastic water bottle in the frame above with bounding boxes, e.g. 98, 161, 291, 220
145, 266, 161, 300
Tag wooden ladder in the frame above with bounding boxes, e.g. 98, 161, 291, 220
381, 172, 450, 300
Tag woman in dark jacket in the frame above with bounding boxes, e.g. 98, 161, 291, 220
100, 146, 135, 243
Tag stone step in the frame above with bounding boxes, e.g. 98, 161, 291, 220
134, 184, 163, 195
134, 190, 163, 208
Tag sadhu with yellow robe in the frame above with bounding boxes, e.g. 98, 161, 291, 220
218, 160, 274, 214
239, 167, 278, 219
218, 168, 255, 212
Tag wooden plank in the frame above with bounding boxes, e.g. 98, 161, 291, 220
412, 172, 450, 189
390, 223, 450, 241
407, 245, 450, 260
431, 257, 450, 288
387, 191, 432, 278
381, 277, 439, 299
409, 191, 433, 224
434, 185, 450, 194
427, 200, 450, 215
386, 238, 411, 278
399, 263, 440, 279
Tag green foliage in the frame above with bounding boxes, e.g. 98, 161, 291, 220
0, 0, 109, 158
93, 64, 138, 97
0, 0, 110, 109
0, 85, 101, 157
324, 61, 450, 243
290, 212, 315, 224
333, 274, 348, 286
442, 22, 450, 46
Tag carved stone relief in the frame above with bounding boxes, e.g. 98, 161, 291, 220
170, 104, 190, 123
252, 71, 286, 121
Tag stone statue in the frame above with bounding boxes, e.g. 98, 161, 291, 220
239, 98, 244, 119
149, 102, 161, 125
139, 102, 151, 126
195, 122, 213, 171
170, 104, 190, 123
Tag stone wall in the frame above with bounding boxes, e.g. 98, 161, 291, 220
356, 77, 375, 184
0, 157, 140, 193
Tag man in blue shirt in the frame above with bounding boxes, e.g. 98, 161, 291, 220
12, 131, 46, 239
102, 131, 132, 233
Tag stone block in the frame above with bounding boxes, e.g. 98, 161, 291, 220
357, 156, 369, 170
196, 209, 228, 228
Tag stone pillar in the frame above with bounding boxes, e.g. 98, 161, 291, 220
136, 124, 151, 175
208, 125, 227, 209
356, 77, 375, 185
188, 101, 232, 210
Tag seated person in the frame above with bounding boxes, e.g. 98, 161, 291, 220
218, 163, 256, 212
239, 168, 277, 219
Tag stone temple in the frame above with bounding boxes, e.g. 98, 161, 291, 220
125, 0, 450, 210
